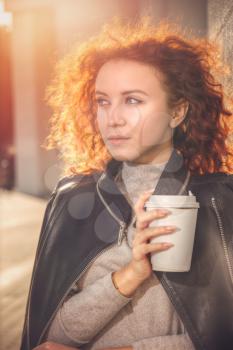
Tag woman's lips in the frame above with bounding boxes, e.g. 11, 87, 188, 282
107, 137, 130, 145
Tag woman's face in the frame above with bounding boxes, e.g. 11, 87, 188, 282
95, 59, 176, 164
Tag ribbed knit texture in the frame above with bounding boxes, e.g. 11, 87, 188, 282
46, 160, 195, 350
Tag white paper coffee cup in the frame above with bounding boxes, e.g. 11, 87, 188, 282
145, 192, 199, 272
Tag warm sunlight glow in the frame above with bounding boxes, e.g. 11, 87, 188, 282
0, 1, 12, 28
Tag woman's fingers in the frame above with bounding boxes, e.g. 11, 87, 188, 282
129, 191, 175, 280
136, 209, 171, 230
134, 191, 153, 214
132, 225, 177, 246
133, 241, 174, 261
134, 191, 171, 230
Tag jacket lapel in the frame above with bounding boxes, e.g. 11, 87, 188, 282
153, 149, 191, 195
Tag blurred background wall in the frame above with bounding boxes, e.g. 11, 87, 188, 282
208, 0, 233, 116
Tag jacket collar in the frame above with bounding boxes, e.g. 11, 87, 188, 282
97, 149, 191, 225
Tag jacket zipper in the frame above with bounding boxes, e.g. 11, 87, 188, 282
211, 196, 233, 285
37, 172, 127, 345
96, 172, 127, 245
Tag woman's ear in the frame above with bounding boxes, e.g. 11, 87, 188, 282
170, 101, 189, 128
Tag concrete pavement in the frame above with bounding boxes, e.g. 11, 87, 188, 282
0, 190, 46, 350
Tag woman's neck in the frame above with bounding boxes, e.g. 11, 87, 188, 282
114, 159, 167, 208
126, 145, 174, 166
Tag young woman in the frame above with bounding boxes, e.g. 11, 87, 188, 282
21, 17, 233, 350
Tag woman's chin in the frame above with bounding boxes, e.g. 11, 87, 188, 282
109, 151, 139, 162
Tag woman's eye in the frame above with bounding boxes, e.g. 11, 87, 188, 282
95, 98, 109, 106
126, 97, 142, 104
95, 97, 142, 106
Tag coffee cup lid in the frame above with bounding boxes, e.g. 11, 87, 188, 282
145, 194, 200, 208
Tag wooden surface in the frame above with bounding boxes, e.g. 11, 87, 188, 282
0, 190, 46, 350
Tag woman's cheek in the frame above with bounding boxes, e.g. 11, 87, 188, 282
96, 111, 107, 139
124, 105, 142, 130
138, 111, 172, 148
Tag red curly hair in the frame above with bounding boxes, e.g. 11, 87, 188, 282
44, 16, 233, 176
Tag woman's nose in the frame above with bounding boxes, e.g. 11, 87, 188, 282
107, 104, 126, 126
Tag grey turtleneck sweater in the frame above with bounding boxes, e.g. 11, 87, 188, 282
45, 161, 195, 350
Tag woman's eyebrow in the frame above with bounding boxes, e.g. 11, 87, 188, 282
95, 89, 149, 96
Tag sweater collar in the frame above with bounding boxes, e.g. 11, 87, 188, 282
97, 149, 191, 225
106, 148, 191, 195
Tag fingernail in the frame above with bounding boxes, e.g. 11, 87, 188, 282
159, 209, 171, 215
163, 243, 174, 247
166, 225, 177, 231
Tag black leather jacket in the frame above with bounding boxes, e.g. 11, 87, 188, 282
20, 150, 233, 350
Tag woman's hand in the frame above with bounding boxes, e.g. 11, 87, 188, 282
129, 191, 175, 281
32, 341, 80, 350
112, 191, 176, 297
